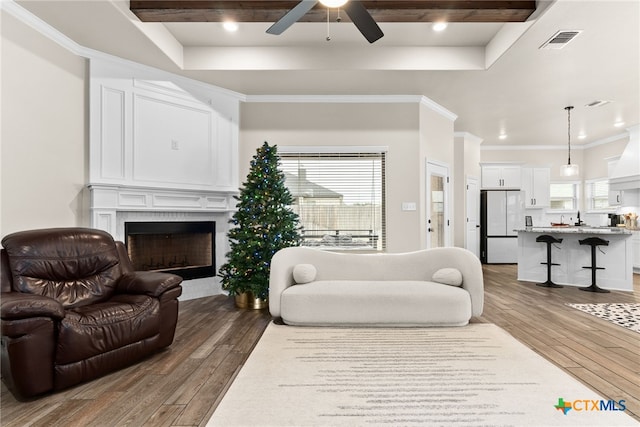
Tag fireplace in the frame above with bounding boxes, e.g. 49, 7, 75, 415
124, 221, 215, 280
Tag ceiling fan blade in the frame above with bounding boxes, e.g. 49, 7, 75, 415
343, 1, 384, 43
266, 0, 318, 35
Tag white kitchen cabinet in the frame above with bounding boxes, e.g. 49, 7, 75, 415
609, 190, 622, 206
521, 167, 550, 208
610, 189, 640, 207
481, 165, 521, 189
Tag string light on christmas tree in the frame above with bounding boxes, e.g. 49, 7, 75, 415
218, 142, 301, 302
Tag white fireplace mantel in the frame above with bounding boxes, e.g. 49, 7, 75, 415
89, 184, 236, 240
89, 183, 236, 300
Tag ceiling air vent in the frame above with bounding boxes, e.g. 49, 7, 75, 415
539, 30, 582, 49
585, 100, 611, 108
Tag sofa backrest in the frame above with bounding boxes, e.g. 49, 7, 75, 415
1, 227, 123, 309
274, 247, 451, 282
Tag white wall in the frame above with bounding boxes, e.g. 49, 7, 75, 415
453, 133, 482, 248
583, 136, 629, 180
240, 101, 428, 253
239, 100, 457, 252
419, 103, 456, 248
1, 11, 88, 236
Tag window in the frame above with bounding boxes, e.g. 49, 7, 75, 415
586, 179, 611, 211
279, 149, 386, 251
549, 182, 577, 211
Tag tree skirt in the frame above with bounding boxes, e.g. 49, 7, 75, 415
565, 303, 640, 334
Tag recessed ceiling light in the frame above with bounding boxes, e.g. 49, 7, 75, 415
499, 134, 508, 140
223, 21, 239, 32
614, 121, 625, 127
578, 133, 587, 140
433, 22, 448, 32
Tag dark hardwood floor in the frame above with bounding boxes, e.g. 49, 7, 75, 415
2, 265, 639, 426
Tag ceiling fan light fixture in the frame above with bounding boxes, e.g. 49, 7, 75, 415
268, 0, 382, 43
319, 0, 348, 8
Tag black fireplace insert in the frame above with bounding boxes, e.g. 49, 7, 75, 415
124, 221, 215, 280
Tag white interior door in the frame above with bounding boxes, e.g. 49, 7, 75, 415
426, 161, 450, 248
466, 176, 480, 257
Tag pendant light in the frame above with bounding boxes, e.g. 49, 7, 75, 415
560, 105, 579, 177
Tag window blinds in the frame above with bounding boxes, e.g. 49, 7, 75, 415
590, 180, 610, 210
279, 151, 386, 250
549, 183, 576, 210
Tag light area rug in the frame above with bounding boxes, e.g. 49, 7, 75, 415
566, 303, 640, 334
207, 323, 637, 427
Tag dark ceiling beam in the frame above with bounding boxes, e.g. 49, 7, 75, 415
130, 1, 537, 23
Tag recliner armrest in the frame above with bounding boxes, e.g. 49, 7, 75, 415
1, 292, 65, 320
116, 272, 183, 297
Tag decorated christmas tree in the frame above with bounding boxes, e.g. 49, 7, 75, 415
219, 142, 301, 301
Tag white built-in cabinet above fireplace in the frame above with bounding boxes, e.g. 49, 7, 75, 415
89, 58, 241, 193
88, 58, 243, 237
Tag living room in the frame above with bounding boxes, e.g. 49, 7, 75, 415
1, 0, 639, 425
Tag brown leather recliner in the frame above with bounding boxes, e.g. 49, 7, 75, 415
0, 227, 183, 400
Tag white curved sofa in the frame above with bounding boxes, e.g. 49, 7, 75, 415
269, 247, 484, 327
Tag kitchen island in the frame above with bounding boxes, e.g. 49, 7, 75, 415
516, 227, 634, 291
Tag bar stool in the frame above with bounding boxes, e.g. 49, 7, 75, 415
535, 234, 563, 288
579, 237, 610, 293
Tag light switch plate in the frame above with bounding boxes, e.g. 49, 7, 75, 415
402, 202, 417, 211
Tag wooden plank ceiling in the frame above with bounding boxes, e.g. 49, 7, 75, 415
130, 1, 537, 23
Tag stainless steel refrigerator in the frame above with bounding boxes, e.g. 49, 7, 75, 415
480, 190, 523, 264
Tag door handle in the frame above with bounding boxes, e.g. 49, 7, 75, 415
428, 228, 433, 232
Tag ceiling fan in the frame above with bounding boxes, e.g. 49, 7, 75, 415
266, 0, 384, 43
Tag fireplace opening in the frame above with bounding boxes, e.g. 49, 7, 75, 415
124, 221, 215, 280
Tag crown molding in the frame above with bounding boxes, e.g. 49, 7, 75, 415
454, 132, 483, 144
244, 94, 423, 104
419, 96, 458, 122
481, 131, 630, 151
582, 132, 629, 149
244, 95, 457, 121
2, 0, 83, 56
480, 145, 579, 151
